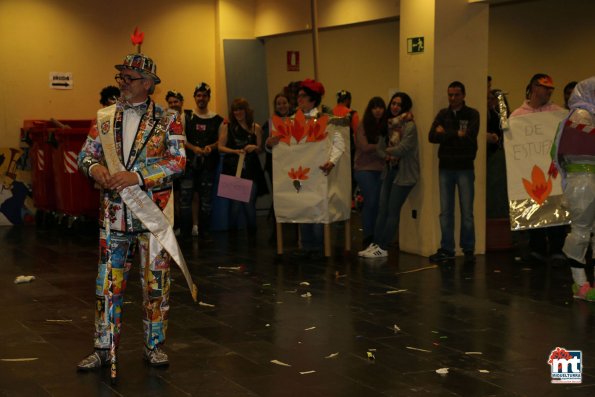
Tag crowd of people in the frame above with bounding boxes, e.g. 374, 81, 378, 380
95, 67, 589, 271
75, 50, 594, 380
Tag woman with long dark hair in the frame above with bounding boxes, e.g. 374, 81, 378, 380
359, 92, 419, 258
218, 98, 266, 231
354, 96, 387, 248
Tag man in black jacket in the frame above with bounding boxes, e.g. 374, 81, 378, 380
428, 81, 480, 264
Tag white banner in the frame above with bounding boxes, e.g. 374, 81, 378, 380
504, 110, 570, 229
271, 112, 350, 224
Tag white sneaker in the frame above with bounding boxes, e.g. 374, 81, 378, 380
191, 225, 199, 236
358, 243, 378, 257
361, 246, 388, 258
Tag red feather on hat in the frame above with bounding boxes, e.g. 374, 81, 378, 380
131, 27, 144, 53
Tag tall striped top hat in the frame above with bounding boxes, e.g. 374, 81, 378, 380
115, 53, 160, 84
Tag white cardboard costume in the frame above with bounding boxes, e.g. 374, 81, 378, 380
271, 110, 351, 224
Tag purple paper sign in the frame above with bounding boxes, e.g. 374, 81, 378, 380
217, 174, 253, 203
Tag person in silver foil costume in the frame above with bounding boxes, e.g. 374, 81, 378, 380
552, 76, 595, 301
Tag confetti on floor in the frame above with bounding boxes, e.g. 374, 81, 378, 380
324, 352, 339, 359
299, 281, 310, 286
1, 358, 38, 362
393, 324, 401, 332
218, 266, 242, 271
199, 301, 215, 307
14, 275, 35, 284
436, 368, 449, 375
299, 370, 316, 375
45, 319, 72, 323
270, 359, 291, 367
478, 369, 490, 373
396, 265, 438, 275
465, 352, 483, 355
304, 326, 316, 331
406, 346, 432, 353
301, 292, 312, 298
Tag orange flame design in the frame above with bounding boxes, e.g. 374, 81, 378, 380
522, 165, 552, 205
270, 109, 328, 145
305, 115, 328, 142
292, 110, 307, 143
271, 115, 292, 145
288, 166, 310, 181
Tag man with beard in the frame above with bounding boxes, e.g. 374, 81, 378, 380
182, 82, 223, 239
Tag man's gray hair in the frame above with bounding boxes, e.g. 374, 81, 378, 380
140, 71, 156, 95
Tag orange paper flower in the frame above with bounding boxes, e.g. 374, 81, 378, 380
270, 109, 328, 145
271, 115, 292, 145
305, 114, 328, 142
291, 110, 307, 143
288, 165, 310, 193
522, 165, 552, 205
288, 166, 310, 181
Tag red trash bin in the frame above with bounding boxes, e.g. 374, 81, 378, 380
25, 121, 56, 212
51, 120, 99, 218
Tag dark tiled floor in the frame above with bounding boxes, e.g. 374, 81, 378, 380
1, 218, 595, 396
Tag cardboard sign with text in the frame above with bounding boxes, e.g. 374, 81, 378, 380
504, 110, 570, 229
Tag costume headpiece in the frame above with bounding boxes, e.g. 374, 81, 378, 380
336, 89, 351, 103
194, 82, 212, 97
300, 79, 325, 96
114, 27, 160, 84
530, 74, 555, 89
166, 90, 184, 101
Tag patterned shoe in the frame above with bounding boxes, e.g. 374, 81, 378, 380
361, 246, 388, 258
76, 349, 110, 371
144, 346, 169, 367
572, 283, 592, 300
358, 243, 378, 257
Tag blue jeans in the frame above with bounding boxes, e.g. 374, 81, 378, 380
439, 169, 475, 253
373, 167, 414, 250
354, 170, 382, 240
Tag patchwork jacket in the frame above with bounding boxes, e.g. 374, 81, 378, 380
78, 100, 186, 232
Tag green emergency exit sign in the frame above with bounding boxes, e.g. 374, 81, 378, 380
407, 37, 424, 54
